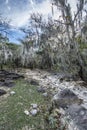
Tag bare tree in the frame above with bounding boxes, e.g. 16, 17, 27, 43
52, 0, 86, 50
0, 15, 12, 69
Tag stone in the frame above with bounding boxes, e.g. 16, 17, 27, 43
0, 89, 6, 96
10, 91, 16, 95
24, 110, 30, 115
30, 109, 38, 116
66, 104, 87, 130
53, 89, 80, 108
83, 92, 87, 96
0, 70, 24, 80
37, 87, 46, 93
29, 79, 39, 86
4, 80, 15, 88
0, 70, 24, 87
31, 104, 38, 109
42, 92, 48, 97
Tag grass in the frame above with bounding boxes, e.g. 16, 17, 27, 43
0, 79, 47, 130
79, 42, 87, 50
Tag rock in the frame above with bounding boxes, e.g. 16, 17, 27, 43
29, 79, 39, 86
42, 75, 47, 79
30, 109, 38, 116
4, 79, 15, 88
0, 70, 24, 80
31, 104, 38, 109
6, 72, 24, 80
58, 73, 79, 82
10, 91, 15, 95
37, 87, 46, 93
83, 92, 87, 96
66, 104, 87, 130
0, 89, 6, 96
42, 92, 48, 97
59, 89, 76, 98
24, 110, 30, 115
0, 80, 15, 88
53, 89, 81, 108
0, 70, 24, 87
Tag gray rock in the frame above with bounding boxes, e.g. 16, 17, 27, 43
0, 70, 24, 87
53, 89, 81, 108
24, 110, 30, 115
29, 79, 39, 86
31, 104, 38, 109
37, 87, 46, 93
0, 89, 6, 96
10, 91, 16, 95
30, 109, 38, 116
66, 104, 87, 130
42, 92, 48, 97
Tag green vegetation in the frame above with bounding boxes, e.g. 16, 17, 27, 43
79, 43, 87, 50
0, 79, 46, 130
6, 43, 20, 51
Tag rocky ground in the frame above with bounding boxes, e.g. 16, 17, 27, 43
24, 69, 87, 130
0, 69, 87, 130
0, 70, 24, 96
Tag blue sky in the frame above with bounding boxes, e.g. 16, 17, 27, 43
0, 0, 52, 43
0, 0, 77, 43
0, 0, 52, 28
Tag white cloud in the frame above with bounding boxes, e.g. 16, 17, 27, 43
10, 0, 52, 27
30, 0, 35, 6
32, 0, 51, 15
10, 12, 30, 27
5, 0, 9, 4
7, 6, 11, 11
9, 0, 77, 28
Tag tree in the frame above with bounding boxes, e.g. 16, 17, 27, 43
0, 15, 11, 69
52, 0, 86, 50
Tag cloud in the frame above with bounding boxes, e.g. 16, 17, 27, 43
10, 0, 52, 28
29, 0, 35, 6
5, 0, 9, 4
7, 6, 11, 11
9, 0, 77, 28
10, 12, 30, 27
31, 0, 52, 16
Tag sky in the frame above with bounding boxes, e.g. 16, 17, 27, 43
0, 0, 77, 43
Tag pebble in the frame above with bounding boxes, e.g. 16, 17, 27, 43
31, 104, 38, 109
37, 87, 46, 93
10, 91, 15, 95
24, 110, 30, 115
42, 92, 47, 97
30, 109, 38, 116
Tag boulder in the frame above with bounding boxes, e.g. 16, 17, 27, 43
29, 79, 39, 86
0, 70, 24, 80
66, 104, 87, 130
0, 89, 6, 96
53, 89, 82, 109
0, 70, 24, 87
